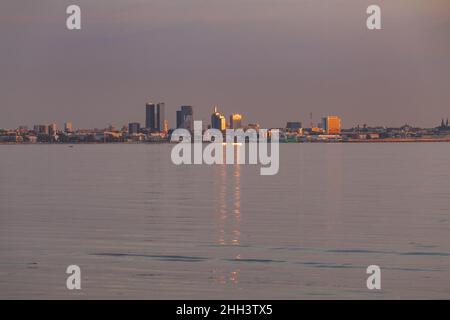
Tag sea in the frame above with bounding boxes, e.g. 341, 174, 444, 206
0, 143, 449, 299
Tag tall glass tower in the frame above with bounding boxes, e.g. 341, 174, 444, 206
176, 105, 194, 130
146, 102, 166, 132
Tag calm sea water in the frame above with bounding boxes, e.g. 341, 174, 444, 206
0, 143, 449, 299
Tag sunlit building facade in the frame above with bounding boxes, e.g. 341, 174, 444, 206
229, 113, 243, 129
48, 123, 58, 136
322, 116, 341, 134
211, 106, 226, 131
64, 122, 73, 133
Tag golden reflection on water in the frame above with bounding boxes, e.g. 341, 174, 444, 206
216, 149, 241, 246
213, 145, 242, 284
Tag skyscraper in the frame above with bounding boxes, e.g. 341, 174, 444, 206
146, 102, 166, 132
229, 113, 243, 129
211, 106, 226, 131
176, 106, 194, 130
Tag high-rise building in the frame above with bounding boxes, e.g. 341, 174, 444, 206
286, 122, 302, 130
229, 113, 243, 129
322, 116, 341, 134
48, 123, 58, 136
211, 106, 226, 131
176, 105, 194, 130
128, 122, 140, 135
321, 118, 327, 131
146, 102, 166, 132
64, 122, 73, 133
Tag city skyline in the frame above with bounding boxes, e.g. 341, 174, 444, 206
1, 0, 450, 129
2, 100, 450, 144
2, 100, 449, 130
1, 101, 450, 132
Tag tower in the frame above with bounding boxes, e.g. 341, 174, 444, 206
211, 106, 226, 131
146, 102, 165, 132
229, 113, 243, 129
176, 106, 194, 130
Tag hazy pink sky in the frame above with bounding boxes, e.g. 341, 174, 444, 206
1, 0, 449, 129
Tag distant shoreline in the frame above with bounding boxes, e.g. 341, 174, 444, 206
2, 138, 450, 145
345, 138, 450, 143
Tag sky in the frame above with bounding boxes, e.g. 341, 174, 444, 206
0, 0, 449, 129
